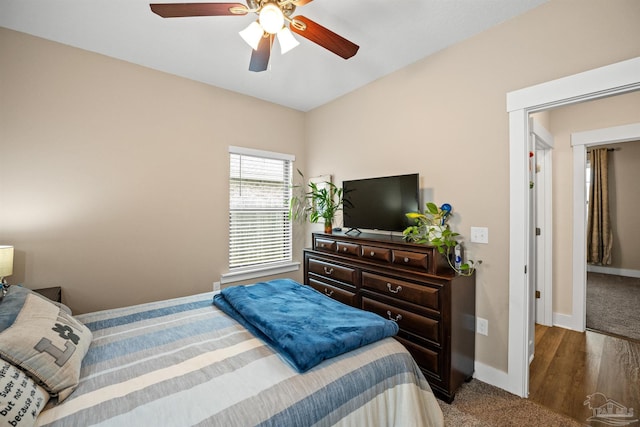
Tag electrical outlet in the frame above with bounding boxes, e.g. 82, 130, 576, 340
213, 281, 221, 292
470, 227, 489, 244
477, 317, 489, 336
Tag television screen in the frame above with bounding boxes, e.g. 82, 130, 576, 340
342, 173, 420, 232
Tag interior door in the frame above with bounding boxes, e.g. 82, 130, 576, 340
528, 131, 536, 364
535, 148, 545, 324
528, 118, 555, 363
531, 120, 554, 327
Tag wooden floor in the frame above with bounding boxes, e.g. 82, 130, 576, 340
529, 324, 640, 424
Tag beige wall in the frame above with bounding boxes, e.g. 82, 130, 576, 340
1, 0, 639, 376
0, 27, 306, 314
546, 94, 640, 315
305, 0, 640, 372
610, 140, 640, 270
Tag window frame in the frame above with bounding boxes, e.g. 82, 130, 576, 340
221, 146, 299, 285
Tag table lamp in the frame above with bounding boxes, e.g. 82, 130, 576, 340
0, 245, 14, 296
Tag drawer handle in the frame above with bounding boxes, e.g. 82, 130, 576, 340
343, 247, 348, 252
403, 257, 409, 263
386, 311, 402, 322
370, 251, 375, 256
387, 283, 403, 294
324, 288, 334, 297
323, 267, 334, 275
320, 243, 325, 248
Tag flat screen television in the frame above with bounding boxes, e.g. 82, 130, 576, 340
342, 173, 420, 233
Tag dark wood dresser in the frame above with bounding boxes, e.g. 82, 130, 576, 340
303, 231, 476, 403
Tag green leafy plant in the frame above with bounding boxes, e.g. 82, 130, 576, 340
403, 202, 481, 276
289, 170, 344, 233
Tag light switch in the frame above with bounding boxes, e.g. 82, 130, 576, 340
470, 227, 489, 244
477, 317, 489, 336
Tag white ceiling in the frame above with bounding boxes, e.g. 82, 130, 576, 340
0, 0, 547, 111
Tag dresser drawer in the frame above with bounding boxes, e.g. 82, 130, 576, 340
362, 297, 440, 344
362, 272, 441, 312
307, 258, 357, 285
392, 249, 430, 270
336, 241, 360, 256
395, 335, 441, 380
315, 238, 337, 252
361, 245, 392, 263
308, 278, 357, 306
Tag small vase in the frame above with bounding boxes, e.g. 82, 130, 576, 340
324, 220, 333, 234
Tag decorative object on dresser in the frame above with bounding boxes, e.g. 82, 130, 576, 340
289, 170, 344, 234
403, 202, 482, 276
304, 231, 476, 403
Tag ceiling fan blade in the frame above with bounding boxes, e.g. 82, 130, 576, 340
290, 15, 359, 59
249, 35, 273, 72
150, 3, 247, 18
291, 0, 314, 5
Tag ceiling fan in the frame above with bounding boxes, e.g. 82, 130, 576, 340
150, 1, 360, 72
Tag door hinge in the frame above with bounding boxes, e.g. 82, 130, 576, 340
535, 290, 541, 299
524, 265, 527, 274
536, 227, 541, 236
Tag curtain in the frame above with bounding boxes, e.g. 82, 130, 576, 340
587, 148, 613, 265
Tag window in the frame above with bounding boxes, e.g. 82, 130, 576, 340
228, 146, 294, 271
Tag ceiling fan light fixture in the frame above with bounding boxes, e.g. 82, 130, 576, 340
277, 26, 299, 54
259, 3, 284, 34
239, 21, 264, 50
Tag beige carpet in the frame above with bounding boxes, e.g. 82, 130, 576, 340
439, 380, 586, 426
586, 272, 640, 341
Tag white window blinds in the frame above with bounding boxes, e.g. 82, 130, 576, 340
228, 146, 294, 270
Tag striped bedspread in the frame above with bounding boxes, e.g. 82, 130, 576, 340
36, 292, 444, 427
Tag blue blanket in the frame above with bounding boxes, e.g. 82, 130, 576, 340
213, 279, 399, 372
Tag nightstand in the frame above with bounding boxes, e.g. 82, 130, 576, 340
33, 286, 62, 303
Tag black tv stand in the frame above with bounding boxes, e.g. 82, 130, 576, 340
345, 228, 362, 235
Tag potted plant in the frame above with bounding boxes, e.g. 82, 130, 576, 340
289, 170, 344, 234
403, 202, 481, 276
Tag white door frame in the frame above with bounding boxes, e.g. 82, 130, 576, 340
506, 56, 640, 398
571, 122, 640, 332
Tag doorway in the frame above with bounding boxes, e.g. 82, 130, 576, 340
572, 125, 640, 338
506, 56, 640, 398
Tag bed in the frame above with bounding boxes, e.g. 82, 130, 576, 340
0, 280, 444, 427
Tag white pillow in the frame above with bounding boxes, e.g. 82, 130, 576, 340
0, 286, 92, 402
0, 361, 50, 427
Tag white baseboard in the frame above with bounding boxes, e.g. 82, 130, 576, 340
587, 265, 640, 279
552, 312, 582, 331
473, 361, 513, 394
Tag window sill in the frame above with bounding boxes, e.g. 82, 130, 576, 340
221, 262, 300, 285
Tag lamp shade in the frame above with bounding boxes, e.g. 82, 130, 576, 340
239, 21, 264, 50
259, 3, 284, 34
0, 246, 14, 278
277, 26, 299, 54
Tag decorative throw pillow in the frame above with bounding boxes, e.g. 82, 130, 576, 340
0, 361, 50, 427
0, 286, 92, 402
0, 287, 71, 333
